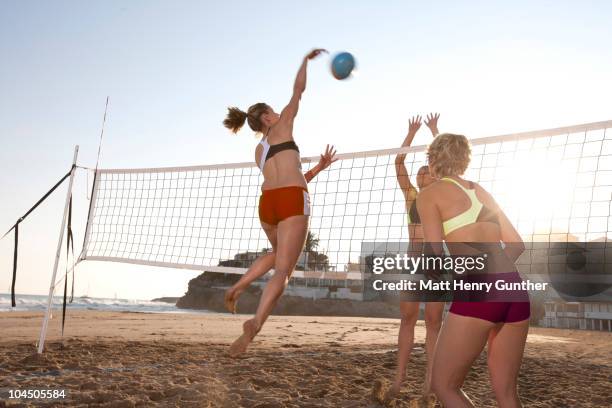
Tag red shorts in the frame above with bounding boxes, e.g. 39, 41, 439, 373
258, 186, 310, 225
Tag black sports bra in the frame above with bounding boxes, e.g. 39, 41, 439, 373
258, 137, 300, 171
407, 201, 421, 225
267, 140, 299, 160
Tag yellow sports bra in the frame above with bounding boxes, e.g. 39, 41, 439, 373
441, 177, 499, 236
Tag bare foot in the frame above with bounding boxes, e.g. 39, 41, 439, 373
224, 287, 241, 314
229, 319, 259, 358
384, 381, 401, 404
370, 379, 385, 403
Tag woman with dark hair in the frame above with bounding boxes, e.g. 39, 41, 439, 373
222, 48, 327, 357
224, 145, 337, 313
417, 134, 529, 407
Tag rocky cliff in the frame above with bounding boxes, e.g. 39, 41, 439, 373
176, 271, 400, 318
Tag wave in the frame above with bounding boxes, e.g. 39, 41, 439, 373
0, 293, 190, 314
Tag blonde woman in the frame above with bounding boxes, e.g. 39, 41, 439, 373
417, 134, 529, 407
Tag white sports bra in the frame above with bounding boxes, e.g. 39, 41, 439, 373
258, 137, 271, 171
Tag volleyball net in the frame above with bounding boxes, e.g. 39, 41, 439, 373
79, 121, 612, 277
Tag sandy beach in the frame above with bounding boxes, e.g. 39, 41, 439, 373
0, 310, 610, 407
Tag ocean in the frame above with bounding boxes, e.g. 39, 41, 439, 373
0, 293, 194, 314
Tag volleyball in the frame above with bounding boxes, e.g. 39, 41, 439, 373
331, 51, 355, 80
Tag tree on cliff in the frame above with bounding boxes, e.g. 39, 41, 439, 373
304, 231, 319, 253
303, 231, 330, 271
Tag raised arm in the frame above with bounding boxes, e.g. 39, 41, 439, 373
424, 112, 440, 137
280, 48, 327, 122
305, 145, 338, 182
395, 116, 422, 201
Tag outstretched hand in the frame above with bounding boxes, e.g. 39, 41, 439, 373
306, 48, 328, 60
317, 144, 338, 170
425, 113, 440, 134
408, 115, 422, 134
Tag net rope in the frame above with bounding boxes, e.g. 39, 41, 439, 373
80, 121, 612, 276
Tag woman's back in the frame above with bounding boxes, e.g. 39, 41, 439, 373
422, 176, 516, 272
428, 177, 501, 242
255, 122, 307, 191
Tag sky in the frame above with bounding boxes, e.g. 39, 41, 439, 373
1, 0, 612, 300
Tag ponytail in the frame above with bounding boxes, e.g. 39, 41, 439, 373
223, 107, 248, 133
223, 102, 270, 133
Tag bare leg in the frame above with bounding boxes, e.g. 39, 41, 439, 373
225, 252, 276, 313
487, 319, 528, 408
431, 313, 494, 407
229, 215, 308, 357
251, 215, 309, 328
225, 222, 277, 313
423, 301, 444, 396
386, 301, 419, 401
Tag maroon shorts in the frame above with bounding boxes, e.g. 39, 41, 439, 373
449, 271, 531, 323
450, 300, 530, 323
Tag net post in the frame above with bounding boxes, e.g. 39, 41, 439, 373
37, 145, 79, 354
79, 169, 99, 261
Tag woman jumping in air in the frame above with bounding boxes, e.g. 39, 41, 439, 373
224, 144, 337, 313
417, 134, 529, 407
386, 113, 444, 402
222, 48, 328, 357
